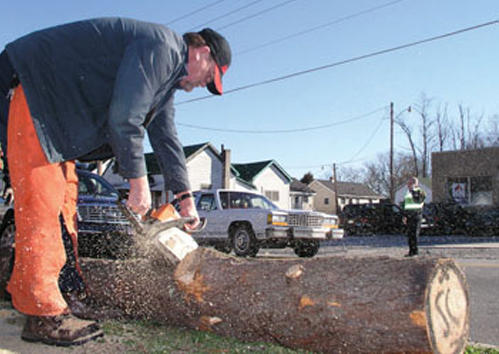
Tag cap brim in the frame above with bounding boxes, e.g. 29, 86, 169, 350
207, 65, 223, 95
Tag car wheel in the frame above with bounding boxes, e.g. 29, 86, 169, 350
294, 240, 319, 258
0, 219, 16, 300
231, 224, 259, 257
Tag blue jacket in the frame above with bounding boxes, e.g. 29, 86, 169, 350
1, 17, 190, 193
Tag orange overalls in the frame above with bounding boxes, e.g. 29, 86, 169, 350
6, 85, 80, 316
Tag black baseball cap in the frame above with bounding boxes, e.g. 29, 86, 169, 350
198, 28, 231, 95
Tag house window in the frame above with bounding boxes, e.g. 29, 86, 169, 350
448, 177, 468, 204
324, 198, 329, 205
265, 190, 279, 202
339, 197, 345, 204
471, 176, 492, 205
303, 196, 309, 203
447, 176, 492, 206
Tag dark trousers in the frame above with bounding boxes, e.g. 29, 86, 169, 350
406, 212, 422, 255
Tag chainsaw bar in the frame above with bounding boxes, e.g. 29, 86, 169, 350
118, 202, 206, 237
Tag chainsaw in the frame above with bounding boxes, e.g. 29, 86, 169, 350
119, 202, 206, 265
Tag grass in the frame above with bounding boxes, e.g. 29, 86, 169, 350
1, 300, 497, 353
465, 346, 499, 354
100, 318, 310, 353
100, 318, 498, 354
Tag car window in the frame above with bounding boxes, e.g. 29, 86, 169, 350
79, 174, 118, 198
248, 194, 278, 210
219, 191, 277, 210
198, 194, 217, 211
229, 192, 250, 209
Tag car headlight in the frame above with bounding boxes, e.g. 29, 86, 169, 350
267, 213, 288, 226
323, 217, 338, 228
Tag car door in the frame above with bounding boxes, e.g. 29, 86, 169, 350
196, 192, 225, 240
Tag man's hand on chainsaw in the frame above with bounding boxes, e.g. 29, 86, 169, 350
175, 190, 200, 231
127, 176, 151, 216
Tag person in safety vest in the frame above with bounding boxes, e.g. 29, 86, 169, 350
0, 18, 231, 346
402, 177, 426, 257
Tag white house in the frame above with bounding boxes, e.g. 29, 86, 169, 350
102, 143, 293, 209
103, 142, 229, 206
231, 160, 292, 210
290, 179, 315, 210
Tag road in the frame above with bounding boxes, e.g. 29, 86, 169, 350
259, 234, 499, 347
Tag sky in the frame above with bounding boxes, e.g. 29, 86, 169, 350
1, 0, 498, 180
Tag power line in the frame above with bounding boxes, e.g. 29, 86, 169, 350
339, 116, 387, 164
166, 1, 227, 26
177, 106, 387, 134
236, 0, 405, 55
187, 0, 265, 31
216, 0, 300, 31
177, 19, 499, 105
285, 115, 387, 169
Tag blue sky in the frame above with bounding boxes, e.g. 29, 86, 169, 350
1, 1, 498, 180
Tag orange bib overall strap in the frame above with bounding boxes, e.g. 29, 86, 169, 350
6, 85, 79, 316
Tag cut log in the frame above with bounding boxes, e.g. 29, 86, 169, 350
80, 248, 470, 353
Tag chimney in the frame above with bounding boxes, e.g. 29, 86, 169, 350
221, 145, 231, 189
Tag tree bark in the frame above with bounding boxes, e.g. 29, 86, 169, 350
81, 248, 470, 354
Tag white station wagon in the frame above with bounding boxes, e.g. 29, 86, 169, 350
193, 189, 343, 258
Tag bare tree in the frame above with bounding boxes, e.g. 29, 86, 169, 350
458, 105, 466, 150
483, 115, 499, 147
395, 118, 419, 176
337, 166, 365, 184
362, 152, 414, 196
416, 95, 434, 177
435, 103, 449, 152
453, 104, 486, 150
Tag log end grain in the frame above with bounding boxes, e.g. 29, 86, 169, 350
426, 259, 470, 354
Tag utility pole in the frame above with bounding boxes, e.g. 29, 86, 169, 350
389, 102, 394, 202
333, 163, 339, 214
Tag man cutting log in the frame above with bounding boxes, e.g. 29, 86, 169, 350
0, 17, 231, 346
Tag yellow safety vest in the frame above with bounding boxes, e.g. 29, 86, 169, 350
403, 187, 425, 211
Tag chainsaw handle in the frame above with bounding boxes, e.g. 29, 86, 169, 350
186, 217, 207, 234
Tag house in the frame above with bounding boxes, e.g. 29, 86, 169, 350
290, 179, 315, 210
394, 177, 432, 205
232, 160, 292, 209
309, 178, 383, 214
432, 147, 499, 206
103, 143, 293, 209
103, 142, 232, 206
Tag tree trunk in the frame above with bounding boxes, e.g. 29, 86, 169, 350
81, 248, 470, 354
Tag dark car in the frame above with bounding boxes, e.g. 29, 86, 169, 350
0, 170, 133, 263
340, 203, 405, 235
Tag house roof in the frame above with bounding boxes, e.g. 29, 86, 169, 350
290, 178, 315, 194
145, 142, 222, 175
232, 160, 292, 184
314, 179, 382, 198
